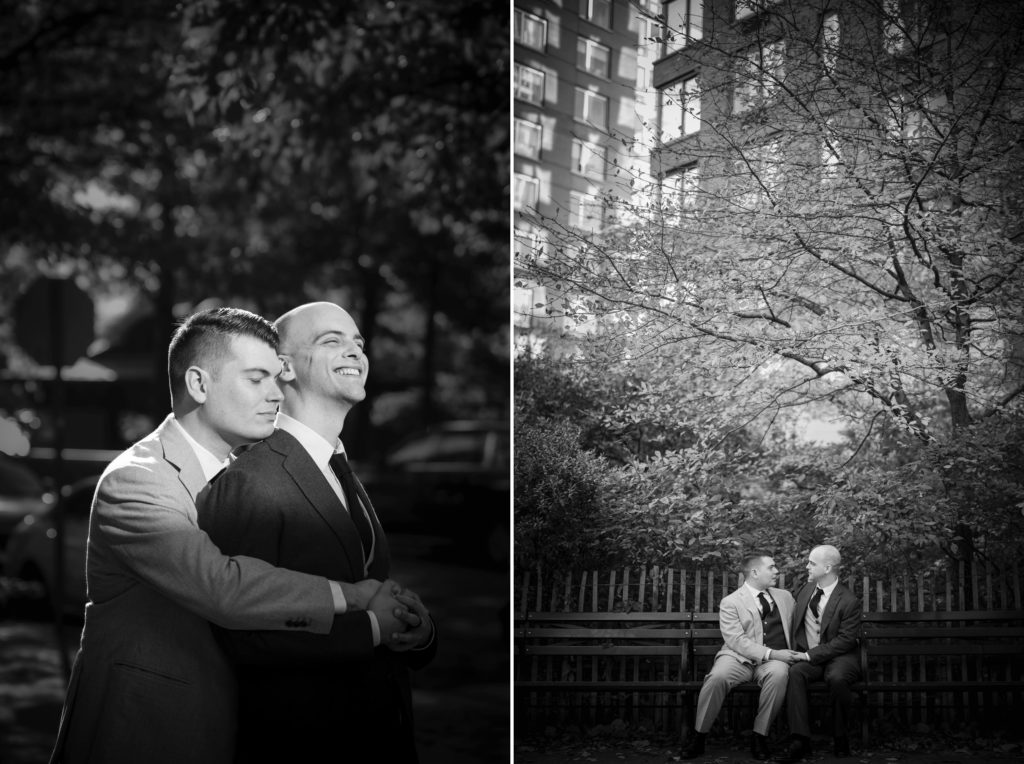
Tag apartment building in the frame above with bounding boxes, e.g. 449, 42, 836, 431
512, 0, 658, 348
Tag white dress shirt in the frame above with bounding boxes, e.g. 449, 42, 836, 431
802, 578, 839, 655
745, 582, 777, 660
170, 416, 230, 481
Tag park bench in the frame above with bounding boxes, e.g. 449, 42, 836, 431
857, 610, 1024, 733
515, 608, 1024, 743
514, 611, 690, 693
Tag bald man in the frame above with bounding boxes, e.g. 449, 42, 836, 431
199, 302, 437, 763
775, 545, 862, 762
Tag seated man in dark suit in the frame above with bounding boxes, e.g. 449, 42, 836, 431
776, 544, 862, 762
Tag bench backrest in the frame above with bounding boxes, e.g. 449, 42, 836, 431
859, 610, 1024, 684
516, 609, 1024, 683
516, 612, 690, 686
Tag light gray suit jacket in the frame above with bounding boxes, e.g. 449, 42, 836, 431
50, 415, 337, 764
716, 585, 796, 664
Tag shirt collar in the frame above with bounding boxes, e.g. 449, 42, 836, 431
745, 582, 770, 600
170, 415, 230, 482
276, 412, 345, 465
818, 579, 839, 597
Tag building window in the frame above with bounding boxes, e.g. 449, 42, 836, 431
661, 76, 700, 141
583, 0, 611, 29
734, 40, 785, 114
664, 164, 700, 223
637, 60, 652, 90
571, 139, 606, 180
735, 0, 782, 23
569, 191, 603, 231
574, 88, 609, 130
822, 12, 840, 75
514, 174, 539, 210
637, 14, 658, 47
733, 141, 782, 208
892, 93, 947, 142
665, 0, 703, 52
514, 118, 542, 159
514, 9, 547, 51
577, 38, 611, 78
883, 0, 908, 54
514, 63, 545, 105
514, 226, 545, 263
514, 285, 547, 329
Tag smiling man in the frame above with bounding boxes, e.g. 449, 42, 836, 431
198, 301, 437, 763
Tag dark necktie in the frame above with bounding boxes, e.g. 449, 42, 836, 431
328, 452, 374, 560
809, 586, 824, 617
758, 592, 771, 620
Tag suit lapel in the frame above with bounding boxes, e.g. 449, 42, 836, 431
158, 416, 208, 510
735, 586, 763, 640
347, 471, 390, 576
769, 586, 792, 646
269, 430, 365, 578
820, 584, 845, 635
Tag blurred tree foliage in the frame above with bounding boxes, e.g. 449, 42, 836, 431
0, 0, 507, 452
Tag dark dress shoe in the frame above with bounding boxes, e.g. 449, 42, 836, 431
773, 738, 811, 763
751, 733, 772, 760
680, 734, 706, 759
834, 736, 851, 757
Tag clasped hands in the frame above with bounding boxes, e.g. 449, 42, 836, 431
351, 578, 432, 652
772, 649, 809, 665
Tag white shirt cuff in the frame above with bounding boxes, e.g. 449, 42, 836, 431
368, 611, 381, 646
329, 580, 348, 613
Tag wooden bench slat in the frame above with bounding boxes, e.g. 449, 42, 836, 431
524, 628, 688, 638
523, 645, 686, 656
516, 681, 688, 691
866, 644, 1024, 656
863, 626, 1024, 638
524, 612, 689, 622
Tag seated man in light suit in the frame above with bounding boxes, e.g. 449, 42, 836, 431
681, 552, 803, 761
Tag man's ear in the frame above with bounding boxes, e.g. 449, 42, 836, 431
184, 366, 208, 403
278, 355, 296, 382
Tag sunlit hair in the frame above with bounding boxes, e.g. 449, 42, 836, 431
741, 551, 773, 577
167, 307, 278, 406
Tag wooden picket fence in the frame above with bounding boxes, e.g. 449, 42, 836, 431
514, 560, 1024, 736
515, 560, 1024, 616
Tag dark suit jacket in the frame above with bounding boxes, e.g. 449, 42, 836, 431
198, 429, 437, 763
791, 580, 861, 665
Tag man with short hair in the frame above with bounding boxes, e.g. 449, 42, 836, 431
50, 307, 409, 764
199, 301, 437, 763
681, 553, 802, 761
775, 544, 861, 762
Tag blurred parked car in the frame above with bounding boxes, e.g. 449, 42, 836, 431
361, 419, 510, 565
3, 473, 98, 618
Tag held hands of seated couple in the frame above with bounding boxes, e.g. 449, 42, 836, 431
351, 578, 432, 652
771, 649, 809, 665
